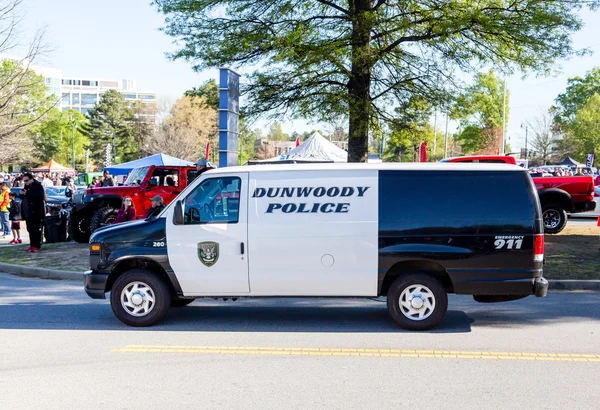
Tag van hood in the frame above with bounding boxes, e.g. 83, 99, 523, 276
90, 218, 166, 244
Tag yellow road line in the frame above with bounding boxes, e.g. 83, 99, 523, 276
111, 345, 600, 362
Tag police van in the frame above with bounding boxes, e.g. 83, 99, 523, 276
84, 163, 548, 330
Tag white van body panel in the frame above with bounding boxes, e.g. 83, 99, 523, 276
247, 169, 378, 296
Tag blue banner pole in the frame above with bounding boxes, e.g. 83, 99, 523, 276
218, 68, 240, 167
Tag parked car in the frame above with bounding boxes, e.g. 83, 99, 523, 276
442, 155, 596, 233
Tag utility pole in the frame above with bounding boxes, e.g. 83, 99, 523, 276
113, 132, 117, 163
501, 78, 507, 154
71, 121, 77, 170
433, 110, 437, 160
444, 113, 449, 158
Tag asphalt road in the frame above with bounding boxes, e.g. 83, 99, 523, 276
0, 273, 599, 409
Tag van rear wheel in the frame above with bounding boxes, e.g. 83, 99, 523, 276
386, 274, 448, 331
110, 269, 172, 327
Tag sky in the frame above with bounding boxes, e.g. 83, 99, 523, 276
19, 0, 600, 152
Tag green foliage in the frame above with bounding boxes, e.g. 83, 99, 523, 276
155, 0, 598, 162
568, 93, 600, 161
238, 118, 259, 164
265, 122, 289, 141
31, 109, 89, 167
185, 79, 219, 110
80, 90, 141, 167
0, 60, 58, 166
552, 68, 600, 131
453, 71, 508, 154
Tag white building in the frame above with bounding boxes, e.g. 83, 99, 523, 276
0, 54, 158, 116
60, 77, 157, 115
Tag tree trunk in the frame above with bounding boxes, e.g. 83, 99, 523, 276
347, 0, 374, 163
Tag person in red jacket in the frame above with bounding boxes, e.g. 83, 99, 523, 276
113, 196, 136, 224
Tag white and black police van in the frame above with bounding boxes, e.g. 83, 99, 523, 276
84, 163, 548, 330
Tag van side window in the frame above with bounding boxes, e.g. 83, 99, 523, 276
183, 177, 241, 224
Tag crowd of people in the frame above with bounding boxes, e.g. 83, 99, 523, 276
0, 157, 212, 251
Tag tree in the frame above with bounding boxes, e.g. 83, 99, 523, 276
526, 111, 554, 163
185, 79, 219, 110
238, 118, 259, 164
453, 71, 508, 154
552, 68, 600, 131
0, 1, 56, 151
146, 95, 217, 161
265, 122, 289, 141
569, 94, 600, 162
384, 96, 434, 162
81, 90, 138, 167
131, 101, 158, 156
31, 109, 89, 167
154, 0, 594, 163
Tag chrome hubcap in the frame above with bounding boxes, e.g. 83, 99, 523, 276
399, 284, 436, 321
121, 281, 155, 317
543, 210, 560, 229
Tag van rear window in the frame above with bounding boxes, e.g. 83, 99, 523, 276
379, 170, 538, 233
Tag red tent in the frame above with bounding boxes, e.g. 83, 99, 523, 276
31, 160, 75, 173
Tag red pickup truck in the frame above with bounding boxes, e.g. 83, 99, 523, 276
441, 155, 596, 234
69, 165, 198, 242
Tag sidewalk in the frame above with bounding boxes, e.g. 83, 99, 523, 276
0, 221, 29, 246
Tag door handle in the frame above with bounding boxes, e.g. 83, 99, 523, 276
240, 242, 245, 255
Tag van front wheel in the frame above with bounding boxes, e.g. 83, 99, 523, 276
386, 274, 448, 331
110, 269, 172, 327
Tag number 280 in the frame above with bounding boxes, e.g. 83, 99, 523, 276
494, 239, 523, 250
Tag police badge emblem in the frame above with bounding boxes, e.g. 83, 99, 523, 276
197, 242, 219, 267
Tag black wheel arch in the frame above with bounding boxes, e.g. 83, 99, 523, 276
538, 188, 573, 212
105, 256, 182, 298
379, 260, 453, 297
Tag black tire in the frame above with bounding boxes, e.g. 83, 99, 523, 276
68, 213, 91, 243
542, 204, 567, 234
171, 298, 195, 308
110, 269, 172, 327
90, 206, 118, 233
386, 274, 448, 331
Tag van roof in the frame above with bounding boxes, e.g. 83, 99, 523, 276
206, 162, 525, 174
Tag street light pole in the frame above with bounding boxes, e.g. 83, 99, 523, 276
501, 78, 507, 154
113, 133, 116, 163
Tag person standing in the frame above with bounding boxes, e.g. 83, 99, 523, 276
19, 173, 46, 253
0, 182, 10, 237
42, 174, 54, 188
8, 191, 21, 244
102, 170, 114, 187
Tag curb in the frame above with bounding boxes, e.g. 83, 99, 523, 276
549, 280, 600, 291
0, 263, 599, 291
0, 262, 83, 281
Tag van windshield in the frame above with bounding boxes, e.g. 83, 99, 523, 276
124, 166, 150, 186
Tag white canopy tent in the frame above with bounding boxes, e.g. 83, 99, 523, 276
248, 133, 348, 164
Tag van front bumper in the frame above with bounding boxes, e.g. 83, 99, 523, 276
84, 270, 109, 299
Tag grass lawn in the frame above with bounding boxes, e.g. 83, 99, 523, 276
0, 242, 89, 272
544, 225, 600, 280
0, 225, 597, 279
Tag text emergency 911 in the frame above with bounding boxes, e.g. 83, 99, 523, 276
252, 186, 371, 214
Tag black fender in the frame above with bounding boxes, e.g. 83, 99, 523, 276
537, 188, 573, 212
75, 194, 123, 216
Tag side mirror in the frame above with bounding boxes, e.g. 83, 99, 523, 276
173, 200, 184, 225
